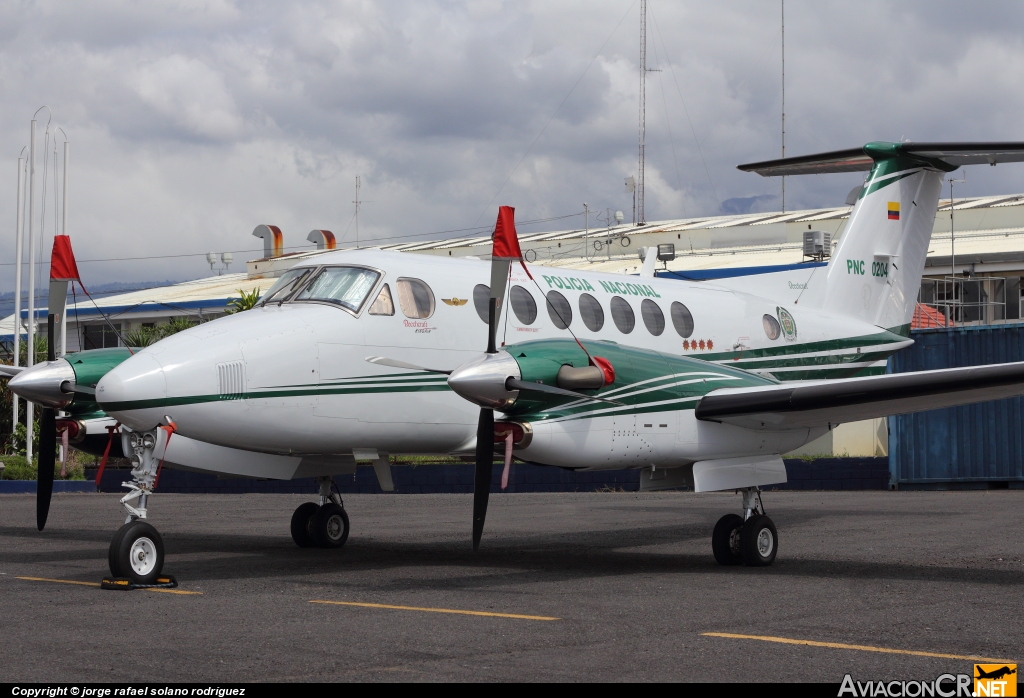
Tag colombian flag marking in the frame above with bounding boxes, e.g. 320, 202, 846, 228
887, 202, 900, 220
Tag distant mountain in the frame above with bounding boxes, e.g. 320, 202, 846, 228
0, 280, 189, 318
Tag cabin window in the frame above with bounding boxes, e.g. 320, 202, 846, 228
473, 284, 490, 324
610, 296, 635, 334
510, 285, 537, 325
546, 291, 572, 329
295, 266, 381, 313
641, 299, 665, 336
367, 284, 395, 316
763, 314, 782, 340
396, 278, 435, 319
670, 302, 694, 338
578, 293, 604, 332
260, 268, 312, 305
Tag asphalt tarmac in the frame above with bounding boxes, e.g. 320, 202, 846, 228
0, 490, 1021, 682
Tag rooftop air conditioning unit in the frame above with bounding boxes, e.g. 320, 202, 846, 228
803, 230, 832, 260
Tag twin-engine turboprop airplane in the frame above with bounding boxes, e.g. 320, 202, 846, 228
12, 141, 1024, 583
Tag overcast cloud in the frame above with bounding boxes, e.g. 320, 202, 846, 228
3, 0, 1024, 287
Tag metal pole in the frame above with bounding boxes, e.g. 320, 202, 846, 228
950, 178, 955, 278
637, 0, 646, 225
781, 0, 785, 213
584, 203, 589, 262
353, 175, 361, 250
60, 140, 68, 357
26, 119, 37, 463
13, 155, 25, 432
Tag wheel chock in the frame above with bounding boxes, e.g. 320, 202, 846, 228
100, 574, 178, 591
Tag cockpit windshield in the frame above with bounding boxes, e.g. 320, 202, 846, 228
259, 268, 313, 305
294, 266, 381, 313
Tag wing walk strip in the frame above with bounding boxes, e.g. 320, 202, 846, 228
16, 576, 201, 595
309, 600, 559, 621
702, 633, 1015, 663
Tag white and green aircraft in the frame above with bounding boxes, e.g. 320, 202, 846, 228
12, 141, 1024, 582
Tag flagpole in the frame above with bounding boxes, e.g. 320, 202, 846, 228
60, 139, 69, 357
13, 153, 26, 433
26, 118, 37, 464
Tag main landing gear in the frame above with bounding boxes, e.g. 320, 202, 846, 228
108, 428, 167, 584
290, 476, 350, 549
712, 487, 778, 567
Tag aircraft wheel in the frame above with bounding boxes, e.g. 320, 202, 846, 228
113, 520, 165, 584
741, 514, 778, 567
108, 521, 132, 577
712, 514, 744, 566
311, 503, 350, 549
290, 502, 320, 548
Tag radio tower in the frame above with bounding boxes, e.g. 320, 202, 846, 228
637, 0, 647, 225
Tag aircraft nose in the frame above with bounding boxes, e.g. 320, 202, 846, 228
97, 353, 168, 430
8, 359, 75, 409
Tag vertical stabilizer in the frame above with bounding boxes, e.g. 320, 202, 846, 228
736, 141, 1024, 332
820, 148, 945, 332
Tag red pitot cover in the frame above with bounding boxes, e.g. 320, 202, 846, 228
50, 235, 82, 283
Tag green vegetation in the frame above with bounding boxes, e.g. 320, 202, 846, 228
123, 316, 203, 348
226, 288, 262, 314
0, 454, 86, 481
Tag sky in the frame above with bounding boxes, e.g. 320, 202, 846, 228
3, 0, 1024, 289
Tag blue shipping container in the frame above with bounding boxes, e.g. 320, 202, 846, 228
888, 324, 1024, 488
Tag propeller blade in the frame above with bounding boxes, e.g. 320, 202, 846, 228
37, 408, 56, 531
486, 297, 498, 355
37, 314, 57, 531
365, 356, 452, 375
472, 407, 495, 551
62, 382, 95, 395
0, 365, 25, 378
505, 378, 625, 406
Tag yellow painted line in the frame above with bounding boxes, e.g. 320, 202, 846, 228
702, 632, 1014, 664
310, 600, 559, 621
16, 576, 201, 595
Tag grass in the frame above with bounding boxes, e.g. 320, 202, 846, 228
0, 454, 86, 480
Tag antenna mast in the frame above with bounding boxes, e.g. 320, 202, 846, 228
637, 0, 647, 225
781, 0, 786, 213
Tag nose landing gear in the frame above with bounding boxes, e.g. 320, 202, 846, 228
290, 476, 350, 549
107, 427, 168, 584
712, 487, 777, 567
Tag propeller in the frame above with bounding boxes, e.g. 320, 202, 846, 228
36, 314, 57, 531
505, 378, 623, 406
365, 356, 452, 374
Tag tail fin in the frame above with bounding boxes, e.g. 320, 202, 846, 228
739, 141, 1024, 332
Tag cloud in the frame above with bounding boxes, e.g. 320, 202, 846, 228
2, 0, 1024, 288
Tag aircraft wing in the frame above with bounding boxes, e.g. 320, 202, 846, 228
738, 142, 1024, 176
694, 361, 1024, 430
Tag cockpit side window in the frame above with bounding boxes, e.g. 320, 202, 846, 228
368, 283, 395, 316
294, 266, 381, 313
397, 278, 435, 319
259, 268, 313, 305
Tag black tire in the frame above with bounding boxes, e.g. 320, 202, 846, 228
712, 514, 744, 566
290, 502, 320, 548
310, 503, 350, 549
115, 520, 165, 584
741, 514, 778, 567
108, 521, 132, 577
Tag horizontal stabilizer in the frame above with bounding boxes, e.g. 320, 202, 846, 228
695, 361, 1024, 430
738, 141, 1024, 177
